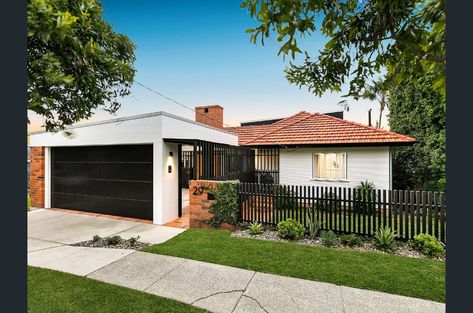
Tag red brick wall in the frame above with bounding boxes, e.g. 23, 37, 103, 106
29, 147, 45, 208
195, 105, 223, 129
188, 180, 238, 230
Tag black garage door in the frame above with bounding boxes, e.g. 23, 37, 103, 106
51, 145, 153, 220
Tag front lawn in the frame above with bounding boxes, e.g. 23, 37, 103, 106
143, 228, 445, 303
28, 267, 206, 313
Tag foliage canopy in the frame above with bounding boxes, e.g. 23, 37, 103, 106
241, 0, 445, 100
28, 0, 136, 131
388, 73, 445, 191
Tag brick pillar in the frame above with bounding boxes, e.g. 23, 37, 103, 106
29, 147, 45, 208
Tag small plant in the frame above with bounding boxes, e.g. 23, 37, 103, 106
320, 230, 337, 247
128, 236, 141, 246
276, 219, 304, 240
106, 235, 122, 246
412, 234, 445, 257
306, 209, 322, 239
92, 235, 101, 242
374, 226, 397, 251
248, 222, 264, 235
339, 234, 363, 247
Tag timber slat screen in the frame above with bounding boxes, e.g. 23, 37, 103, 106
181, 147, 280, 186
193, 141, 256, 182
239, 183, 446, 243
254, 148, 280, 185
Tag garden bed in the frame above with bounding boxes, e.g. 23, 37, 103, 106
72, 235, 151, 250
231, 229, 445, 261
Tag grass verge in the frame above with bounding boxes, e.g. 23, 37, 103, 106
143, 228, 445, 302
28, 266, 207, 313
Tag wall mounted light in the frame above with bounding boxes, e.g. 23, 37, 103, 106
168, 151, 174, 173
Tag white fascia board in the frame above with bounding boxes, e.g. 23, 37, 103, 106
29, 114, 163, 147
28, 111, 238, 147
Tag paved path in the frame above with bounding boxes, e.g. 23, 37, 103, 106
28, 210, 444, 313
28, 209, 185, 275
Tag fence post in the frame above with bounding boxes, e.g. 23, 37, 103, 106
440, 192, 446, 243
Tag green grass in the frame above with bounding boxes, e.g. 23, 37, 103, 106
28, 267, 207, 313
143, 228, 445, 303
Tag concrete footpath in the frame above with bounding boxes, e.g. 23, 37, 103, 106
29, 248, 445, 313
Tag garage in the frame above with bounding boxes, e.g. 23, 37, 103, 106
51, 145, 153, 220
29, 111, 239, 224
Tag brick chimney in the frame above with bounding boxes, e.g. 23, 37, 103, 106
195, 105, 223, 128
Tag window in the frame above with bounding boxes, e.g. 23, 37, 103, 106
313, 153, 347, 180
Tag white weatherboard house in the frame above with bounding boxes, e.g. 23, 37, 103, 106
29, 105, 415, 225
226, 110, 415, 191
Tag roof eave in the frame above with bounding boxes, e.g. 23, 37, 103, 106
240, 141, 416, 148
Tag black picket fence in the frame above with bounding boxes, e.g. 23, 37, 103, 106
238, 183, 446, 243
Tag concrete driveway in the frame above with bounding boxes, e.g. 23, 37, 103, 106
28, 209, 185, 275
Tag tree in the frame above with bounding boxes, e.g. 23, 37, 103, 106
241, 0, 445, 100
28, 0, 136, 131
361, 78, 388, 129
388, 74, 445, 191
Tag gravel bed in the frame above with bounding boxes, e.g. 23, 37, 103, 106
231, 229, 444, 261
72, 237, 151, 250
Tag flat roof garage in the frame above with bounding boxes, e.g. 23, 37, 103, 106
29, 111, 238, 225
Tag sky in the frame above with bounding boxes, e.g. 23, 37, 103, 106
27, 0, 386, 132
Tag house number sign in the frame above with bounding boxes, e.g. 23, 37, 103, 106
192, 186, 205, 195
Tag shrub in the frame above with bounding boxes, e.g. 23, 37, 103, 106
106, 235, 122, 246
339, 234, 363, 247
374, 226, 397, 251
128, 236, 141, 246
27, 194, 31, 211
248, 222, 264, 235
320, 230, 337, 247
258, 172, 274, 184
276, 219, 304, 240
354, 180, 376, 214
208, 180, 240, 226
413, 234, 444, 257
306, 209, 322, 239
92, 235, 101, 242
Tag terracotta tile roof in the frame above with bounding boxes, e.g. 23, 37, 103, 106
226, 111, 415, 146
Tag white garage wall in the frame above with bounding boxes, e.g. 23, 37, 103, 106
279, 146, 391, 190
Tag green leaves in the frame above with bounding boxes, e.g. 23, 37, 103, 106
388, 74, 445, 191
27, 0, 136, 131
242, 0, 445, 100
208, 180, 240, 227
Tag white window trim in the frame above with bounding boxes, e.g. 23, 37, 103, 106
312, 153, 348, 181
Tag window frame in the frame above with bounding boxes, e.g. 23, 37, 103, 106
312, 152, 348, 181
